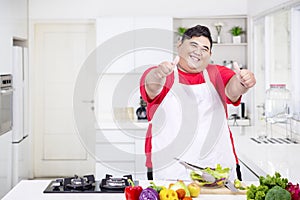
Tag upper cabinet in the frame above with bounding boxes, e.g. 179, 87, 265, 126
96, 17, 173, 74
11, 0, 28, 39
173, 16, 248, 68
0, 0, 28, 74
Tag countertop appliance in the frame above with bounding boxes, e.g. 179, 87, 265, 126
43, 174, 132, 193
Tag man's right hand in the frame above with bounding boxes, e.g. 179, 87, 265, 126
155, 56, 179, 79
145, 56, 179, 99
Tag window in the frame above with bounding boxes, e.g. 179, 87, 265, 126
253, 4, 300, 123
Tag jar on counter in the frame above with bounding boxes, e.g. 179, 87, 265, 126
265, 84, 291, 122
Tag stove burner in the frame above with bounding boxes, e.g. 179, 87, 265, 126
65, 175, 94, 190
100, 174, 132, 191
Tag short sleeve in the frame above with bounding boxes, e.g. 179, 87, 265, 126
217, 66, 242, 106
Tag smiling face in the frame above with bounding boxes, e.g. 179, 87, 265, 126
177, 36, 212, 73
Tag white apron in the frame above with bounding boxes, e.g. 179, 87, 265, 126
150, 67, 236, 180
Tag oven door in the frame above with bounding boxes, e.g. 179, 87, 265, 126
0, 87, 13, 136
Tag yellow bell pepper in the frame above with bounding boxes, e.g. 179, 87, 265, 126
159, 189, 179, 200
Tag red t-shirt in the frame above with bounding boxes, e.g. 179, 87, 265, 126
139, 64, 241, 168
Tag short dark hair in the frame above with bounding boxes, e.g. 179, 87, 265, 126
181, 25, 213, 50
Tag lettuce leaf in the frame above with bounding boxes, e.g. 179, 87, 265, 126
204, 164, 230, 180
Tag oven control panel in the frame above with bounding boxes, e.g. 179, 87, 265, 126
0, 74, 12, 88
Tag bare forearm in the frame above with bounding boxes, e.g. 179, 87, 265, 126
226, 67, 256, 103
225, 75, 248, 102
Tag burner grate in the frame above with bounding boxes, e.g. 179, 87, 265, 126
251, 137, 298, 144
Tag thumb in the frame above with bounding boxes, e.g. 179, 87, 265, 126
172, 55, 180, 67
233, 61, 242, 81
233, 61, 241, 75
233, 61, 246, 87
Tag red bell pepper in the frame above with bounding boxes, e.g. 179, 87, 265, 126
125, 179, 143, 200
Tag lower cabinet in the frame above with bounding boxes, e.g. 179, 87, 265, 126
95, 128, 147, 180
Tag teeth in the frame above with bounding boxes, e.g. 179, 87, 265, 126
190, 55, 200, 62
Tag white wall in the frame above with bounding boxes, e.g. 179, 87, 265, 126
29, 0, 247, 19
247, 0, 300, 16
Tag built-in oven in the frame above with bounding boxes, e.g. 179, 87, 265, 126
0, 74, 13, 136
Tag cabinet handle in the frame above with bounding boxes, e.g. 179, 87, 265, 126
81, 100, 94, 111
82, 100, 94, 104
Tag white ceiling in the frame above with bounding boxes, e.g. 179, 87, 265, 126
29, 0, 247, 19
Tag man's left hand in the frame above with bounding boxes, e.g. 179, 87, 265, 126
233, 62, 256, 89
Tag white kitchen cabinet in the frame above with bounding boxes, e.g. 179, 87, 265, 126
0, 131, 12, 199
95, 125, 148, 180
134, 130, 147, 180
96, 16, 173, 74
96, 17, 135, 73
0, 0, 28, 74
10, 0, 28, 39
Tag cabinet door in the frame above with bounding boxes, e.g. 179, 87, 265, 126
96, 17, 174, 74
95, 162, 135, 180
95, 129, 136, 179
0, 0, 27, 74
96, 17, 135, 73
134, 130, 147, 180
134, 17, 174, 73
11, 0, 28, 39
0, 131, 12, 198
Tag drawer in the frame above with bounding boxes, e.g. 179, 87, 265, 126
96, 130, 135, 143
95, 161, 136, 180
95, 143, 135, 161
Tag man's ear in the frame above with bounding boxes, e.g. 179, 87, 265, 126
176, 40, 182, 48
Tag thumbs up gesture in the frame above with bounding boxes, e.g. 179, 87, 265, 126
233, 62, 256, 89
155, 56, 180, 79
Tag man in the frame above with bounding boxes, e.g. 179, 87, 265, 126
140, 25, 256, 180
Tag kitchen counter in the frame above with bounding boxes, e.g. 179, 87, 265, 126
231, 125, 300, 183
2, 180, 251, 200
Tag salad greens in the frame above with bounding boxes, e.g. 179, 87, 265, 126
204, 164, 230, 180
190, 164, 230, 186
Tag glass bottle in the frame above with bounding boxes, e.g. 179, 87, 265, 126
265, 84, 291, 123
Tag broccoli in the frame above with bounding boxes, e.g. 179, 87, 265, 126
255, 191, 266, 200
247, 172, 290, 200
265, 186, 291, 200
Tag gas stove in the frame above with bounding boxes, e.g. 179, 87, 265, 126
43, 174, 133, 193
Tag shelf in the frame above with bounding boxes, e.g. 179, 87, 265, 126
213, 43, 248, 46
228, 119, 251, 126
